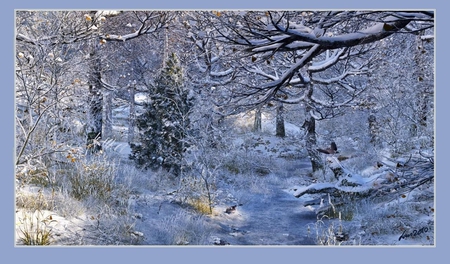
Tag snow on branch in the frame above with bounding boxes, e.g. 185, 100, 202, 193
293, 173, 374, 198
313, 73, 350, 85
261, 44, 320, 89
100, 12, 171, 42
207, 75, 237, 86
421, 35, 434, 40
100, 78, 131, 91
309, 48, 347, 72
210, 68, 234, 77
309, 109, 322, 120
312, 69, 367, 85
275, 94, 306, 104
247, 66, 306, 86
251, 43, 282, 53
309, 86, 364, 112
336, 81, 356, 93
294, 154, 434, 217
246, 13, 425, 54
389, 11, 434, 21
16, 33, 39, 45
247, 66, 278, 81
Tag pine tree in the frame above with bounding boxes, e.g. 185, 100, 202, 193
130, 53, 193, 175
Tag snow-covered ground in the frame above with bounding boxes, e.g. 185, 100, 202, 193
15, 111, 434, 246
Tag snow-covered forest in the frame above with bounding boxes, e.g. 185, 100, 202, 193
15, 10, 434, 246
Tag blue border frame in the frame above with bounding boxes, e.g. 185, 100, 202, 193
4, 1, 445, 263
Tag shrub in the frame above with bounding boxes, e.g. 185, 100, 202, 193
16, 187, 53, 212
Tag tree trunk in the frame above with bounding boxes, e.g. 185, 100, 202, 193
87, 48, 103, 152
276, 102, 285, 137
302, 83, 323, 173
103, 90, 113, 139
302, 116, 323, 173
128, 83, 136, 143
368, 113, 379, 145
253, 105, 262, 132
414, 31, 432, 135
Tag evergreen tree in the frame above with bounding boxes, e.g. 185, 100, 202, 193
130, 53, 193, 175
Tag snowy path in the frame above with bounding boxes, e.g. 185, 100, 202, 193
128, 158, 320, 246
206, 187, 318, 245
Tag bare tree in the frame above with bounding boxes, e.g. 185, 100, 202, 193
15, 11, 89, 165
194, 10, 434, 173
16, 11, 174, 157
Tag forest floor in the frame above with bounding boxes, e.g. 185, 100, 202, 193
130, 157, 319, 246
14, 118, 435, 246
14, 139, 322, 246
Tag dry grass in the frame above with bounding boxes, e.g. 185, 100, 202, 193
154, 211, 211, 245
16, 210, 55, 246
187, 197, 213, 215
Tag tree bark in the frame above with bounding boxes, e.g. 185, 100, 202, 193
303, 116, 323, 173
414, 31, 432, 133
128, 83, 136, 143
368, 113, 379, 145
103, 90, 113, 139
275, 102, 285, 137
302, 83, 323, 173
253, 105, 262, 132
87, 48, 103, 152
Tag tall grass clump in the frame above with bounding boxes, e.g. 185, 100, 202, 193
310, 214, 348, 246
66, 152, 117, 201
17, 210, 55, 245
154, 211, 211, 245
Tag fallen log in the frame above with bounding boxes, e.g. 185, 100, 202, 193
295, 155, 434, 214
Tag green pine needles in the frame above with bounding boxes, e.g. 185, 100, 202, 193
130, 53, 193, 175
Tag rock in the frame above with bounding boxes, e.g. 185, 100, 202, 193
212, 236, 230, 245
335, 231, 349, 242
225, 205, 237, 214
131, 231, 144, 237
